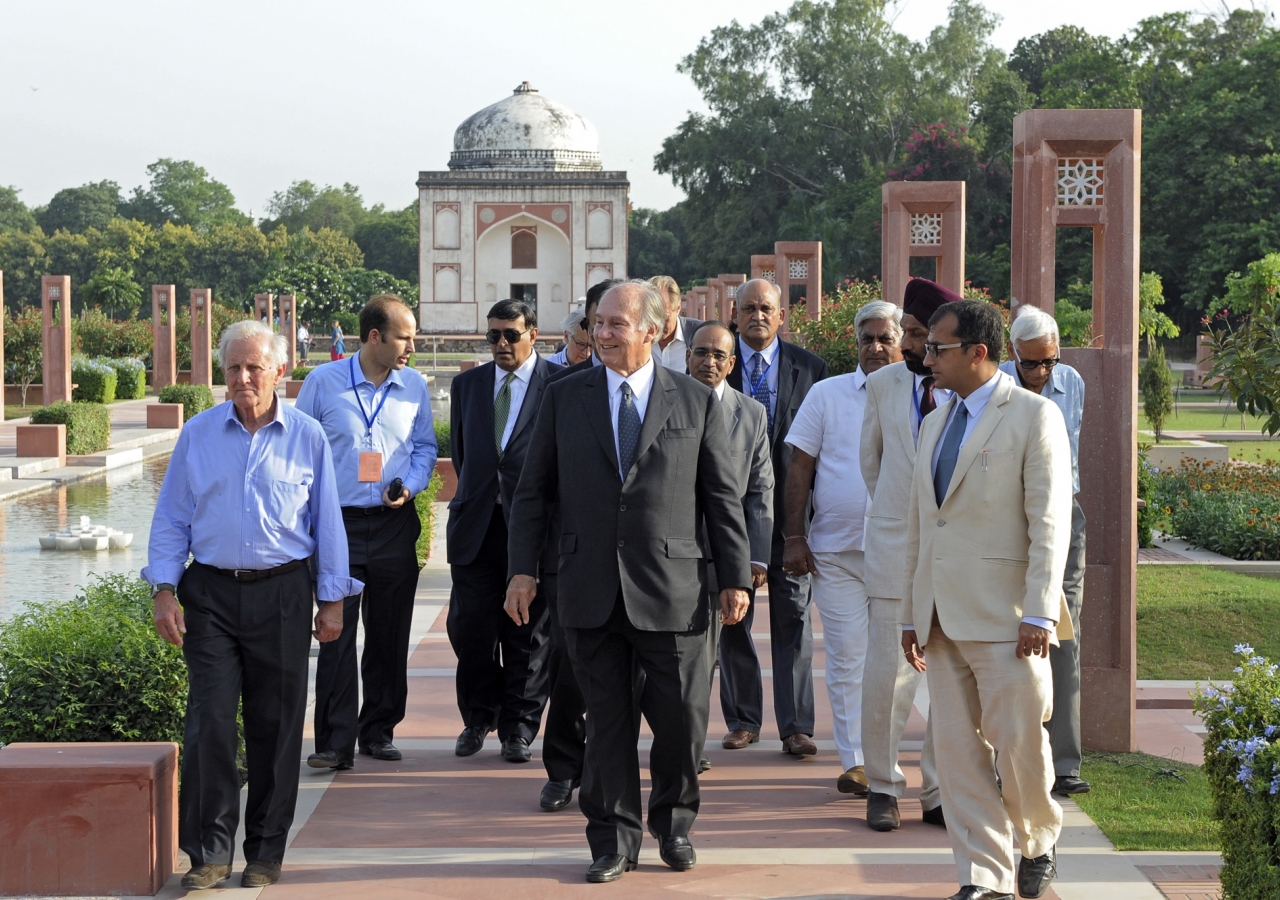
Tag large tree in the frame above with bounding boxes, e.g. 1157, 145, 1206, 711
262, 181, 369, 237
37, 181, 121, 234
120, 159, 248, 231
353, 205, 419, 283
0, 187, 37, 233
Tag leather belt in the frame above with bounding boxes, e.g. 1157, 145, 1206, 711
342, 504, 389, 516
198, 558, 308, 583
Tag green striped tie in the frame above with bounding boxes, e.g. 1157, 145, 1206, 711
494, 372, 516, 456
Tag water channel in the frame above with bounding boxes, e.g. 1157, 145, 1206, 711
0, 457, 169, 622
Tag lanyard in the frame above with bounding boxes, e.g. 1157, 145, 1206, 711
746, 350, 773, 400
349, 356, 391, 435
911, 378, 924, 424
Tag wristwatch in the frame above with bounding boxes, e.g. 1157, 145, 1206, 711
151, 583, 177, 597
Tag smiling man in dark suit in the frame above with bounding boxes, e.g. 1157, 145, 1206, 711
505, 280, 752, 883
720, 278, 829, 757
446, 299, 558, 764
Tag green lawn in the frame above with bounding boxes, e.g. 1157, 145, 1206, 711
1074, 751, 1216, 850
1137, 565, 1280, 680
1142, 408, 1267, 433
1224, 441, 1280, 463
5, 405, 34, 421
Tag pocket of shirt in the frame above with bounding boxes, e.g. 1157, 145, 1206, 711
269, 480, 310, 532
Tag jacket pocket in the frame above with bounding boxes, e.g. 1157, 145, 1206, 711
663, 427, 697, 439
665, 538, 702, 558
982, 556, 1029, 567
560, 533, 577, 554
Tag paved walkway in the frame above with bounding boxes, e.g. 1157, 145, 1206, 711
119, 513, 1218, 900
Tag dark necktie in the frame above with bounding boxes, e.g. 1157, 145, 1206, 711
933, 401, 969, 507
618, 383, 641, 480
749, 352, 774, 436
919, 375, 936, 417
493, 372, 515, 456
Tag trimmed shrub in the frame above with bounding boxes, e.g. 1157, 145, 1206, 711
1142, 346, 1175, 442
158, 384, 216, 422
291, 365, 317, 380
414, 470, 444, 564
107, 357, 147, 400
72, 309, 153, 360
71, 357, 117, 404
0, 574, 187, 746
30, 401, 110, 454
434, 420, 451, 458
1193, 645, 1280, 899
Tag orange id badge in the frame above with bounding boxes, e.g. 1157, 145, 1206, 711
358, 451, 383, 482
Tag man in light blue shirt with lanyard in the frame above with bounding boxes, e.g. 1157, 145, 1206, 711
296, 295, 437, 771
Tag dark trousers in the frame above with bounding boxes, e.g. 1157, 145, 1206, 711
715, 587, 761, 732
566, 597, 710, 861
313, 502, 421, 756
541, 573, 588, 782
1048, 498, 1087, 776
178, 562, 312, 867
448, 504, 551, 741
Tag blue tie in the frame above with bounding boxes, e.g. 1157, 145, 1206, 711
933, 401, 969, 507
749, 352, 774, 436
618, 383, 641, 480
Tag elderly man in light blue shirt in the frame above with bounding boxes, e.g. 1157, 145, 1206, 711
295, 295, 437, 771
145, 320, 361, 891
1000, 304, 1089, 798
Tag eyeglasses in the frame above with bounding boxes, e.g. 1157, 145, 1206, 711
1016, 356, 1060, 371
690, 348, 732, 363
923, 341, 975, 358
485, 328, 529, 345
567, 334, 591, 350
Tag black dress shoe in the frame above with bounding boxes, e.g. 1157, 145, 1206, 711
539, 778, 578, 811
455, 726, 490, 757
585, 854, 635, 883
1017, 845, 1057, 899
307, 750, 353, 770
241, 860, 282, 888
1053, 774, 1092, 795
360, 742, 402, 761
501, 735, 532, 763
181, 864, 230, 890
921, 803, 946, 827
698, 755, 712, 773
658, 835, 697, 871
866, 791, 901, 831
944, 887, 1013, 900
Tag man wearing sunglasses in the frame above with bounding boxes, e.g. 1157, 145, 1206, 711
446, 299, 558, 764
1000, 305, 1089, 799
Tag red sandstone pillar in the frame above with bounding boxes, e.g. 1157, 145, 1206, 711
0, 270, 5, 422
151, 286, 177, 390
881, 181, 966, 305
774, 242, 822, 321
718, 274, 745, 322
1011, 108, 1141, 753
41, 276, 72, 405
189, 289, 213, 390
279, 294, 298, 374
254, 293, 275, 330
691, 286, 709, 320
750, 255, 776, 283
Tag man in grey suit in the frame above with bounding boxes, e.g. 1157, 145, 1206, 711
506, 281, 752, 884
685, 322, 773, 765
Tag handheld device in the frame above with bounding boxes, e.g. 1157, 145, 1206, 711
388, 477, 404, 500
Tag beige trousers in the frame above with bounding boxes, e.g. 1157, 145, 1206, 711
861, 597, 939, 806
926, 625, 1061, 893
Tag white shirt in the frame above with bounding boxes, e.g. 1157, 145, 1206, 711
297, 326, 309, 341
738, 335, 780, 420
659, 324, 687, 372
605, 360, 656, 479
912, 372, 952, 444
784, 368, 870, 552
493, 351, 538, 452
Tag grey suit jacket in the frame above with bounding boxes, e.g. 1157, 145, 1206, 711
704, 388, 773, 593
507, 363, 752, 632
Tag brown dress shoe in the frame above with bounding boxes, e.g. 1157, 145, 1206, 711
866, 791, 901, 831
722, 729, 760, 749
837, 765, 869, 795
181, 864, 231, 890
782, 733, 817, 756
241, 861, 282, 887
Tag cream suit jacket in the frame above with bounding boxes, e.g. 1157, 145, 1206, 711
901, 371, 1074, 647
860, 362, 920, 600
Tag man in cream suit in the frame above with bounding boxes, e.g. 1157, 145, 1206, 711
859, 279, 957, 831
901, 300, 1072, 900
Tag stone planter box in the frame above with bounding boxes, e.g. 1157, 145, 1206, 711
1145, 440, 1230, 471
16, 424, 66, 465
146, 403, 183, 430
285, 379, 305, 399
435, 458, 456, 502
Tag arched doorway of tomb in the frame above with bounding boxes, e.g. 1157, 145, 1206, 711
475, 213, 571, 332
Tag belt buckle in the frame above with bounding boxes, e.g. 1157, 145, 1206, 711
233, 569, 253, 581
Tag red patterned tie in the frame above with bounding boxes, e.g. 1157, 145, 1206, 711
920, 376, 936, 417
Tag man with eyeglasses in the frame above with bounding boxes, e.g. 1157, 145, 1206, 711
446, 299, 557, 763
548, 309, 593, 367
901, 300, 1073, 900
1000, 304, 1089, 799
722, 278, 828, 759
782, 300, 902, 798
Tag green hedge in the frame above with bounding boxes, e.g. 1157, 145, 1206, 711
291, 365, 317, 380
158, 384, 216, 422
107, 357, 147, 400
434, 420, 451, 458
30, 401, 110, 454
414, 470, 444, 564
1138, 450, 1156, 549
71, 357, 117, 404
0, 575, 187, 746
1194, 645, 1280, 899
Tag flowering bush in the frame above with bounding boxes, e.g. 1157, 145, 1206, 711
1154, 459, 1280, 560
1194, 645, 1280, 898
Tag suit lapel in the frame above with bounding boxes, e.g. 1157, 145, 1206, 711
773, 342, 796, 449
628, 366, 677, 481
940, 378, 1011, 506
508, 356, 547, 443
580, 367, 619, 473
895, 367, 917, 457
477, 361, 497, 457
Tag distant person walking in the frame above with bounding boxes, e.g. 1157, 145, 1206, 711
331, 320, 346, 360
298, 322, 311, 363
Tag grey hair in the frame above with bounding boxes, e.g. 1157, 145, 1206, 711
1009, 305, 1059, 348
560, 309, 586, 331
739, 278, 782, 306
854, 301, 903, 343
218, 319, 289, 370
607, 279, 668, 334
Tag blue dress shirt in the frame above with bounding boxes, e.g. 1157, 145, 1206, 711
738, 335, 780, 421
294, 352, 438, 509
143, 400, 363, 602
999, 360, 1085, 494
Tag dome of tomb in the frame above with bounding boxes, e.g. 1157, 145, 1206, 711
449, 82, 602, 171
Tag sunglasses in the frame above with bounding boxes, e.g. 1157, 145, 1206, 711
1016, 356, 1060, 371
485, 328, 529, 345
690, 348, 732, 362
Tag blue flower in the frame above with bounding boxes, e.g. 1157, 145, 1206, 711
1272, 698, 1280, 708
1237, 766, 1253, 784
1271, 775, 1280, 796
1236, 643, 1255, 655
1266, 725, 1278, 738
1234, 667, 1245, 674
1236, 706, 1246, 714
1249, 656, 1266, 666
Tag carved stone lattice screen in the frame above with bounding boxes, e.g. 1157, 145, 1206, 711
750, 254, 776, 284
279, 295, 298, 374
774, 241, 822, 322
189, 289, 213, 389
42, 276, 73, 405
881, 181, 965, 308
152, 285, 177, 390
1011, 109, 1141, 753
718, 274, 745, 322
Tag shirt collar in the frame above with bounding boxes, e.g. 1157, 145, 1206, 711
738, 334, 780, 366
223, 394, 287, 433
713, 381, 726, 400
853, 366, 869, 389
499, 350, 538, 385
350, 349, 403, 389
957, 369, 1005, 418
605, 358, 656, 398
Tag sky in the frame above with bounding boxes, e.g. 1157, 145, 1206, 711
0, 0, 1247, 216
